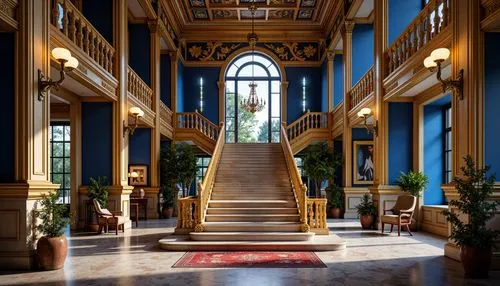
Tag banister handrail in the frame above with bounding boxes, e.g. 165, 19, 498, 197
348, 66, 374, 110
286, 111, 329, 142
50, 0, 115, 75
387, 0, 450, 74
176, 112, 219, 141
280, 123, 309, 232
127, 66, 153, 109
160, 101, 173, 125
195, 122, 225, 231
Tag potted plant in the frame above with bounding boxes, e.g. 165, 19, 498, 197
442, 155, 499, 278
303, 143, 342, 198
327, 184, 343, 218
397, 170, 429, 197
36, 191, 70, 270
161, 184, 176, 218
356, 193, 377, 229
87, 176, 109, 231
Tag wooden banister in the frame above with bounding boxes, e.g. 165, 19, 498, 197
160, 101, 173, 126
387, 0, 450, 75
280, 123, 309, 232
195, 122, 225, 231
50, 0, 115, 75
348, 66, 374, 110
176, 112, 220, 141
286, 111, 329, 141
127, 67, 153, 110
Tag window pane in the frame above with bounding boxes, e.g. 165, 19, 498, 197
268, 65, 279, 77
52, 173, 62, 184
226, 117, 235, 131
271, 94, 280, 117
253, 55, 272, 67
227, 65, 238, 77
53, 143, 64, 157
226, 93, 235, 117
64, 159, 70, 173
257, 120, 269, 143
52, 158, 63, 173
271, 118, 280, 132
226, 81, 235, 93
271, 132, 280, 143
196, 168, 202, 177
226, 131, 235, 143
232, 55, 252, 68
64, 174, 70, 189
64, 125, 71, 141
271, 81, 280, 93
237, 64, 268, 78
203, 157, 211, 165
197, 157, 202, 165
52, 126, 64, 141
64, 142, 70, 156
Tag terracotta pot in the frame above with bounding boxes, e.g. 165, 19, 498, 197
88, 224, 99, 233
360, 215, 374, 230
162, 207, 174, 219
460, 246, 491, 278
36, 236, 68, 270
330, 208, 342, 218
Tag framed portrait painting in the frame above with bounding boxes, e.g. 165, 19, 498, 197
129, 165, 147, 186
353, 141, 374, 185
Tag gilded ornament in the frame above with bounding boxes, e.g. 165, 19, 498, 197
194, 223, 204, 232
303, 45, 317, 58
300, 223, 310, 233
189, 45, 203, 58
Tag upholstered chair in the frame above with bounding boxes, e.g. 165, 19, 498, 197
380, 195, 417, 236
92, 199, 126, 235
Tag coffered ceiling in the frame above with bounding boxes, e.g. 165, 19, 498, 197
163, 0, 339, 42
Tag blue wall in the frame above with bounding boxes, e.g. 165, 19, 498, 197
485, 33, 500, 178
333, 54, 344, 107
82, 102, 113, 185
388, 103, 413, 184
352, 128, 373, 186
352, 24, 374, 86
129, 128, 151, 186
177, 61, 184, 112
321, 60, 328, 112
160, 54, 171, 108
0, 33, 15, 183
285, 67, 322, 123
183, 67, 221, 124
388, 0, 423, 44
83, 0, 113, 44
128, 24, 151, 85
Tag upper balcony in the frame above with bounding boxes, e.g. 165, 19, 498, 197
50, 0, 118, 101
127, 66, 155, 127
384, 0, 452, 100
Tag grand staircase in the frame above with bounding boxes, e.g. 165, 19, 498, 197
190, 144, 314, 242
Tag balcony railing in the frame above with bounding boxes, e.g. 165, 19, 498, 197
127, 67, 153, 110
176, 112, 219, 141
160, 101, 173, 126
287, 111, 329, 142
348, 66, 374, 110
387, 0, 450, 75
50, 0, 115, 75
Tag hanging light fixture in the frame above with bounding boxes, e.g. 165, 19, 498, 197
240, 0, 266, 114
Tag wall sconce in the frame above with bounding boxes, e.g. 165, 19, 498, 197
357, 107, 378, 136
423, 48, 464, 100
38, 47, 79, 101
124, 107, 144, 136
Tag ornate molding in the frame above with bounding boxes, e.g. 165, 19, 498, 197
344, 20, 355, 34
0, 0, 18, 31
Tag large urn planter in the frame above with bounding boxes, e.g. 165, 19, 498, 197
36, 236, 68, 270
461, 246, 491, 279
329, 207, 342, 218
360, 215, 374, 230
162, 207, 174, 219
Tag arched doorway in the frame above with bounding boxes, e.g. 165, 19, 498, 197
224, 52, 281, 143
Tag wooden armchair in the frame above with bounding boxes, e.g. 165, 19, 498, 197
381, 195, 417, 236
93, 199, 125, 235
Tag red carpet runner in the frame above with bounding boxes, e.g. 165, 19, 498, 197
173, 251, 327, 268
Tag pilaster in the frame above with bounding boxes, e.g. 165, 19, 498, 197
149, 20, 161, 189
170, 51, 179, 115
342, 20, 354, 187
218, 81, 225, 123
70, 101, 82, 230
0, 0, 59, 270
327, 51, 335, 112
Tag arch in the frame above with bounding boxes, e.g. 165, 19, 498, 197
217, 47, 288, 126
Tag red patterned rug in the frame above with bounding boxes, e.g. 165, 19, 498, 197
173, 251, 326, 268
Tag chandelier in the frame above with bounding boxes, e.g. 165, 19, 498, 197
240, 0, 266, 114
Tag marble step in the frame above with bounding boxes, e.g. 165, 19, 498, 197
205, 214, 300, 222
189, 232, 314, 241
210, 193, 294, 200
202, 222, 302, 232
212, 187, 291, 192
206, 207, 298, 214
208, 200, 297, 208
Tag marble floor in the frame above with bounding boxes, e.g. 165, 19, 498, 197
1, 219, 499, 286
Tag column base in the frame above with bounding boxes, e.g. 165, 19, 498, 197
343, 187, 370, 218
369, 184, 401, 230
0, 250, 37, 270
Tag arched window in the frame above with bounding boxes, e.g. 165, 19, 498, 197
224, 52, 281, 143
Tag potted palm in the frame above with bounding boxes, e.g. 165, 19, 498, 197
442, 155, 499, 278
36, 191, 70, 270
327, 184, 343, 218
303, 143, 342, 198
87, 176, 109, 232
356, 193, 377, 229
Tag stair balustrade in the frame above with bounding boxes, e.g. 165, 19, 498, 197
160, 101, 173, 126
348, 66, 374, 111
286, 111, 329, 142
50, 0, 115, 75
280, 123, 310, 232
306, 199, 328, 234
176, 197, 199, 232
127, 67, 153, 110
176, 112, 220, 141
387, 0, 450, 75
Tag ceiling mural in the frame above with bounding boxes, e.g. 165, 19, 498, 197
183, 41, 325, 62
183, 0, 321, 21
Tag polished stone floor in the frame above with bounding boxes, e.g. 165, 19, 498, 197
1, 219, 499, 286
